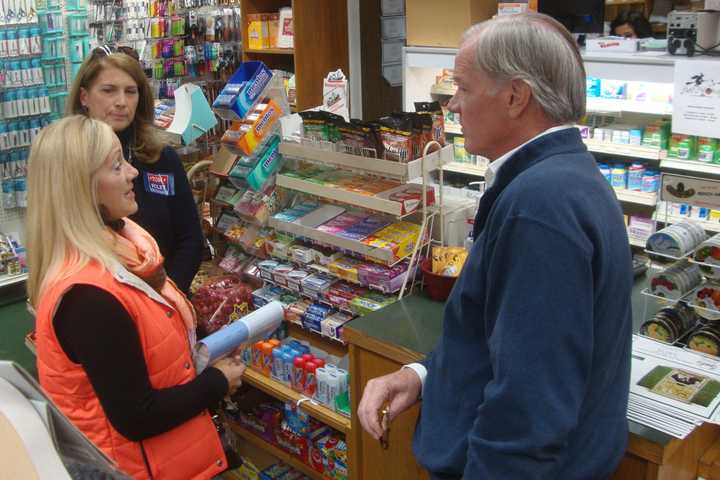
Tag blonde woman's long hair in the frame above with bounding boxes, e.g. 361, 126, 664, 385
26, 115, 118, 308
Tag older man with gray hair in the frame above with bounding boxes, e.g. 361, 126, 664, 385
358, 12, 632, 480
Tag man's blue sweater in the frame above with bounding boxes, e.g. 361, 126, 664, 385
414, 128, 633, 479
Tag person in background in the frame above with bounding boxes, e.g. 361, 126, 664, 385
358, 12, 633, 480
27, 115, 246, 480
66, 46, 203, 294
611, 10, 653, 38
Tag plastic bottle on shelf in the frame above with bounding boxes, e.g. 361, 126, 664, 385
642, 170, 660, 193
610, 163, 627, 189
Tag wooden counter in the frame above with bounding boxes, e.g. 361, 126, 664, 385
343, 294, 720, 480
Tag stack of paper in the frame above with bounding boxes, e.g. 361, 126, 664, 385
630, 335, 720, 438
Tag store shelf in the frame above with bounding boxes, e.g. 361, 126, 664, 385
583, 139, 663, 160
660, 158, 720, 176
445, 124, 462, 135
614, 188, 657, 207
276, 174, 432, 217
581, 50, 677, 84
243, 47, 294, 55
443, 162, 487, 177
0, 272, 28, 289
652, 212, 720, 233
241, 367, 351, 433
228, 423, 324, 480
430, 84, 456, 96
269, 217, 401, 266
586, 97, 673, 116
629, 234, 647, 248
279, 142, 451, 180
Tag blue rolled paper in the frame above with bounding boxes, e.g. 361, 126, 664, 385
193, 300, 284, 372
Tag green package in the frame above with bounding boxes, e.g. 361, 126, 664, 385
669, 134, 698, 160
699, 137, 718, 163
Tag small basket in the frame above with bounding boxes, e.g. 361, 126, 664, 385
420, 258, 457, 302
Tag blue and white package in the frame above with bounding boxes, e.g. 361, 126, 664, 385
586, 77, 601, 98
212, 61, 272, 121
193, 300, 284, 372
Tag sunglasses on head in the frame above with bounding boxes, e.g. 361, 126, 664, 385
91, 45, 140, 61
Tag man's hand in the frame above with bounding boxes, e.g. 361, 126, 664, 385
358, 368, 422, 440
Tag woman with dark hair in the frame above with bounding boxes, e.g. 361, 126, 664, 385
66, 46, 203, 294
611, 10, 653, 38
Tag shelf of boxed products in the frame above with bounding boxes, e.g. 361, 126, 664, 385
582, 138, 664, 160
268, 217, 425, 267
240, 367, 351, 433
228, 423, 324, 480
275, 174, 435, 218
614, 188, 658, 207
0, 272, 28, 289
443, 162, 487, 177
660, 158, 720, 176
652, 212, 720, 234
445, 124, 462, 135
263, 255, 407, 297
628, 234, 647, 248
278, 142, 452, 180
585, 97, 673, 116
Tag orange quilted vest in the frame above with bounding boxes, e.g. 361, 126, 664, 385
35, 261, 227, 480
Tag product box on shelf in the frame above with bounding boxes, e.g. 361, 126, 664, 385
376, 183, 436, 216
668, 133, 699, 160
212, 61, 273, 121
586, 37, 640, 52
229, 135, 283, 191
221, 99, 283, 156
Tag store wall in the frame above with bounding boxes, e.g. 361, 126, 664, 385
359, 0, 402, 120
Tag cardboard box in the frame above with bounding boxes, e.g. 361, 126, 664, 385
406, 0, 497, 48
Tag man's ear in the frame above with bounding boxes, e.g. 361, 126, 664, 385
506, 79, 532, 119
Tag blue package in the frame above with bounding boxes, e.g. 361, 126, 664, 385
600, 79, 627, 100
586, 77, 601, 98
212, 61, 272, 121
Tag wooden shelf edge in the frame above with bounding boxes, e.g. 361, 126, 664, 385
228, 422, 324, 480
244, 47, 295, 55
242, 367, 351, 433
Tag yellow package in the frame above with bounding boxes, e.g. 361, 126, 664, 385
247, 14, 267, 50
442, 247, 468, 277
432, 246, 468, 277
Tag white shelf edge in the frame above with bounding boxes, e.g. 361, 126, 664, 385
660, 158, 720, 176
584, 139, 662, 160
614, 188, 657, 207
443, 162, 487, 177
269, 217, 397, 265
586, 97, 672, 116
277, 175, 414, 217
652, 213, 720, 233
279, 142, 451, 179
0, 272, 28, 288
629, 235, 647, 248
445, 124, 462, 135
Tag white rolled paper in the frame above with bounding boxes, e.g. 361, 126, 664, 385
193, 300, 284, 373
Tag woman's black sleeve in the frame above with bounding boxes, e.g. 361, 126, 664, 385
53, 284, 228, 441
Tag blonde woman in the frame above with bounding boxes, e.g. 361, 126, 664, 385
66, 46, 202, 294
28, 116, 245, 480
